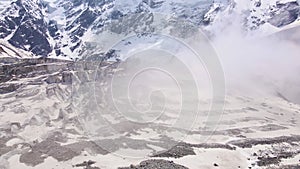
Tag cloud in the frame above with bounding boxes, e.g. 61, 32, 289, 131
211, 19, 300, 103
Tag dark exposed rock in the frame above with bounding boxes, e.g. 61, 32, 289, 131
254, 0, 261, 7
34, 140, 79, 161
255, 147, 300, 167
118, 159, 189, 169
269, 164, 300, 169
74, 160, 100, 169
142, 0, 165, 9
0, 0, 52, 57
0, 137, 13, 156
269, 1, 300, 27
228, 135, 300, 148
75, 160, 96, 167
45, 74, 62, 84
151, 142, 235, 159
10, 122, 22, 129
189, 142, 236, 150
0, 83, 22, 94
20, 139, 80, 166
151, 144, 196, 158
257, 156, 280, 166
0, 58, 74, 88
110, 10, 124, 20
228, 135, 300, 167
62, 71, 72, 84
9, 22, 52, 56
19, 151, 45, 166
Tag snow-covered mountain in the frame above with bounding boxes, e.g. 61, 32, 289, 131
1, 1, 300, 169
0, 0, 299, 60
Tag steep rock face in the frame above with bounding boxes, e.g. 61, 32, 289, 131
242, 0, 300, 31
268, 1, 300, 27
0, 0, 116, 59
49, 0, 115, 58
0, 0, 51, 56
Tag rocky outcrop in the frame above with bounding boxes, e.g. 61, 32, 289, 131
119, 159, 189, 169
269, 1, 300, 27
0, 58, 73, 94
